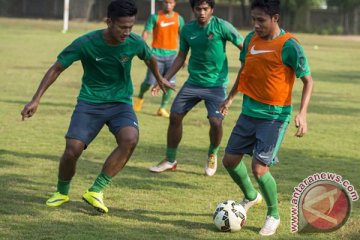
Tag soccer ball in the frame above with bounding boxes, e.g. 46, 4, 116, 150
213, 200, 247, 232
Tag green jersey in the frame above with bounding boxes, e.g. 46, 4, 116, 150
57, 30, 152, 104
180, 16, 243, 87
240, 30, 311, 122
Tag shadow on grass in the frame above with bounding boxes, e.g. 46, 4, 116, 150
0, 149, 59, 163
0, 174, 50, 216
111, 207, 214, 231
0, 99, 74, 108
312, 70, 360, 84
270, 147, 360, 204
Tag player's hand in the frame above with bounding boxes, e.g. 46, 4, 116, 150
154, 78, 176, 96
21, 100, 39, 121
294, 112, 307, 137
151, 84, 161, 96
219, 98, 233, 116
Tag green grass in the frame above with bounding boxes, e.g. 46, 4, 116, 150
0, 17, 359, 239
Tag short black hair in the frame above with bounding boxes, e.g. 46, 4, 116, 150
189, 0, 215, 9
107, 0, 138, 20
251, 0, 280, 17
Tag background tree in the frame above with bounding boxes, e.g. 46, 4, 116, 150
327, 0, 360, 34
280, 0, 325, 32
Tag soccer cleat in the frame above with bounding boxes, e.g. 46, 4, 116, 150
46, 192, 69, 207
133, 97, 144, 112
205, 154, 217, 176
259, 216, 280, 236
239, 192, 263, 212
156, 108, 170, 118
82, 190, 109, 213
149, 159, 177, 173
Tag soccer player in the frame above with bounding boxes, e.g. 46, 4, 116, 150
149, 0, 243, 176
133, 0, 185, 118
20, 0, 173, 214
219, 0, 313, 236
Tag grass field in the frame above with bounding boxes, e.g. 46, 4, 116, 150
0, 18, 359, 239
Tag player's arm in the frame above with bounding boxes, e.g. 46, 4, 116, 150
283, 38, 313, 137
145, 56, 175, 94
222, 19, 244, 51
236, 42, 243, 51
21, 61, 65, 120
151, 51, 187, 96
164, 50, 187, 80
142, 14, 156, 41
294, 75, 313, 137
142, 30, 151, 41
219, 64, 244, 116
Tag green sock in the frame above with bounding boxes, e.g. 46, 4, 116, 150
138, 82, 151, 98
208, 145, 220, 156
257, 172, 279, 219
88, 172, 112, 193
57, 178, 71, 195
166, 147, 177, 163
160, 88, 174, 109
225, 161, 257, 200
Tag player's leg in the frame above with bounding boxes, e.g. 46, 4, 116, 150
158, 54, 177, 117
83, 103, 139, 213
205, 117, 222, 176
134, 73, 151, 112
149, 83, 200, 172
252, 159, 280, 236
203, 85, 226, 176
251, 119, 288, 236
222, 114, 261, 207
46, 101, 104, 207
134, 55, 162, 112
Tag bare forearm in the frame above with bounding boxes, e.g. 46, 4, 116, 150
299, 75, 313, 114
164, 52, 186, 80
227, 65, 243, 101
142, 30, 150, 41
145, 57, 163, 84
32, 62, 64, 102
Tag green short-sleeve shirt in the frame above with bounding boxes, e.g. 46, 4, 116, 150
180, 16, 243, 87
57, 30, 152, 104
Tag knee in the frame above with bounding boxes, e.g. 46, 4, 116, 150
119, 133, 138, 150
222, 154, 241, 169
251, 159, 268, 179
209, 118, 222, 129
126, 135, 138, 149
169, 113, 182, 126
63, 144, 82, 161
222, 157, 232, 169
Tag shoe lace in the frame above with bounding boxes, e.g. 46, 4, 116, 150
207, 155, 216, 168
262, 216, 276, 230
159, 159, 172, 166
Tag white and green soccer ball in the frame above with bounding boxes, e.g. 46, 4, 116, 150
213, 200, 247, 232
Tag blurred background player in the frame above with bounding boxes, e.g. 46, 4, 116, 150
133, 0, 185, 118
21, 0, 173, 214
220, 0, 313, 236
149, 0, 243, 176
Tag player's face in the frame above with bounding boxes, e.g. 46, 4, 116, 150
251, 8, 279, 40
107, 16, 135, 43
162, 0, 176, 14
193, 2, 213, 26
